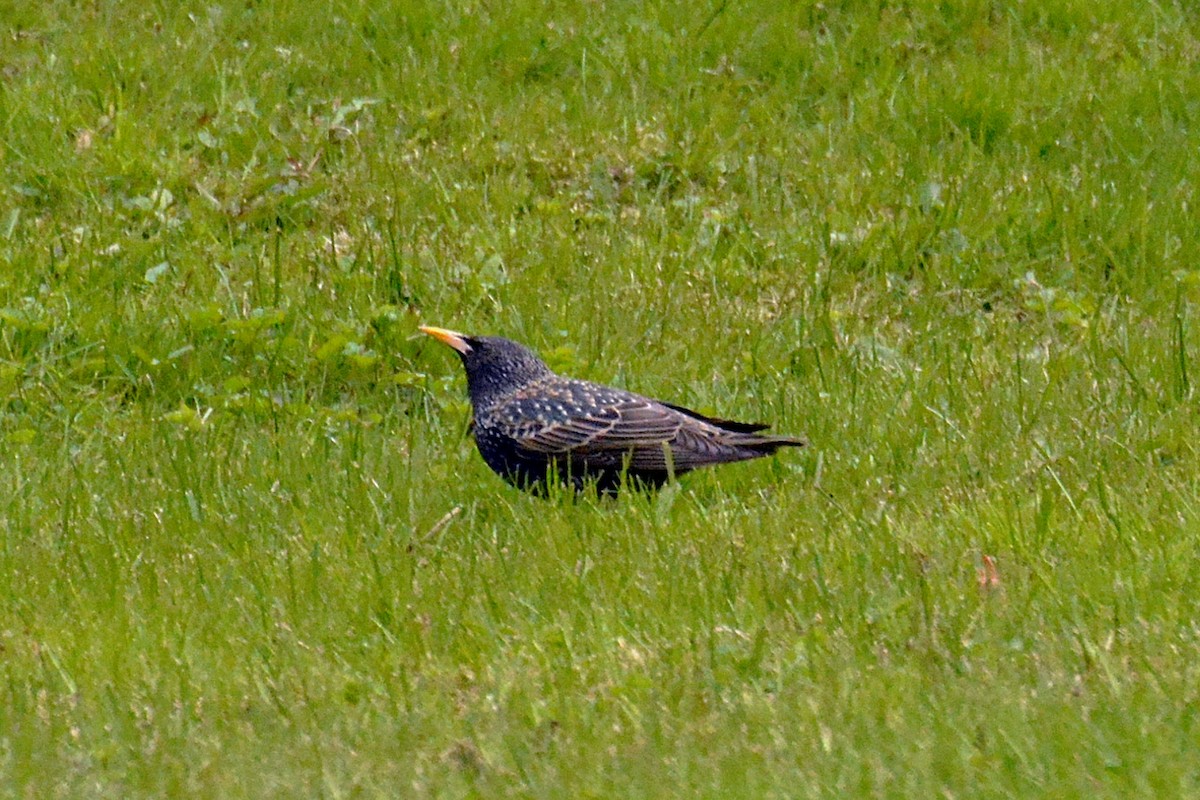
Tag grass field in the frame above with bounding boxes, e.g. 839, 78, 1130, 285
3, 0, 1200, 796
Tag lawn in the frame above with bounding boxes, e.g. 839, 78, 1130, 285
2, 0, 1199, 796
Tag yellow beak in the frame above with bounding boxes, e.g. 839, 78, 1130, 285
419, 325, 473, 355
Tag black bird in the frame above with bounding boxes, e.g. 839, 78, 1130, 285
420, 326, 805, 494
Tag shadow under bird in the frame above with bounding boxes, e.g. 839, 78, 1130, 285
420, 326, 805, 494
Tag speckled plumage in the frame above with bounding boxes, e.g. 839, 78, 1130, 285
420, 328, 805, 494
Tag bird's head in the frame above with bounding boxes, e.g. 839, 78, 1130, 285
420, 326, 553, 407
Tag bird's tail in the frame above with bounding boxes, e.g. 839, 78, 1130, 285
661, 401, 805, 444
738, 433, 806, 453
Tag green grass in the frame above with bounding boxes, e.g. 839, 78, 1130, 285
3, 0, 1200, 795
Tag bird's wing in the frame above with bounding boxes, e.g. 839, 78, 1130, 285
511, 396, 759, 473
497, 379, 796, 475
513, 397, 682, 457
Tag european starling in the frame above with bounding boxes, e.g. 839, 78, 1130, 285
420, 326, 805, 494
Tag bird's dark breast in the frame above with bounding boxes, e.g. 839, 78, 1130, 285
471, 423, 552, 488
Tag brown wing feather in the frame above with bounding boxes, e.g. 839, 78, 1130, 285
512, 398, 788, 474
515, 399, 681, 456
